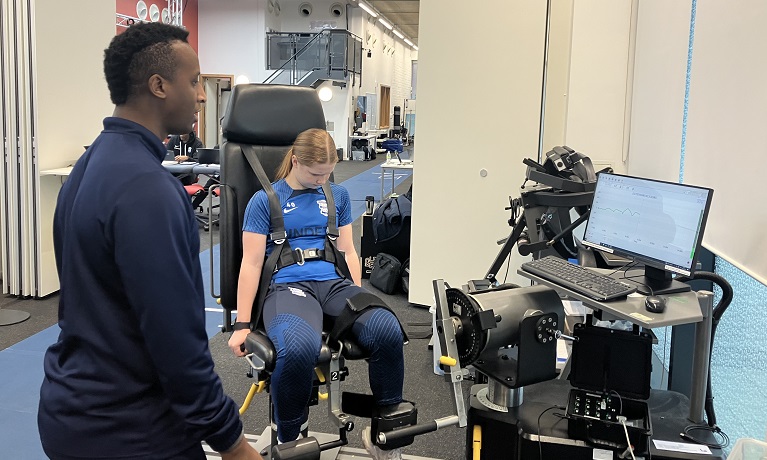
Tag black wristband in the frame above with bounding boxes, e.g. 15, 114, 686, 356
233, 321, 251, 331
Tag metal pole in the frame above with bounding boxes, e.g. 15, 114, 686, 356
536, 0, 552, 164
689, 290, 713, 423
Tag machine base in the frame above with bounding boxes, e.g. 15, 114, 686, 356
465, 379, 725, 460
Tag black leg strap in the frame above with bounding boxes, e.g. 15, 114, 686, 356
328, 292, 409, 346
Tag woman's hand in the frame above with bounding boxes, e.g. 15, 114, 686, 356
175, 155, 190, 162
228, 329, 251, 357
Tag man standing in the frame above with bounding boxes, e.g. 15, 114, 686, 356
38, 22, 261, 460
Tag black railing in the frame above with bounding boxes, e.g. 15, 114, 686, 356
265, 29, 362, 86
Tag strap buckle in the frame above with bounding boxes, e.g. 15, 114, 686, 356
326, 227, 339, 240
270, 231, 287, 244
295, 247, 305, 266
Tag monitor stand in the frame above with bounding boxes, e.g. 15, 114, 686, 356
617, 265, 692, 296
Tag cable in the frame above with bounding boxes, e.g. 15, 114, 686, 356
681, 424, 729, 449
622, 273, 655, 297
609, 390, 623, 416
606, 260, 638, 278
537, 405, 565, 460
618, 416, 636, 460
503, 250, 512, 284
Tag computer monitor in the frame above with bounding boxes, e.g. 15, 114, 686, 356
582, 173, 713, 295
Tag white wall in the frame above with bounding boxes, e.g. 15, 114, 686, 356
198, 0, 270, 84
541, 0, 574, 155
564, 0, 634, 173
34, 0, 115, 296
626, 0, 690, 182
279, 0, 350, 31
349, 6, 416, 130
409, 0, 548, 306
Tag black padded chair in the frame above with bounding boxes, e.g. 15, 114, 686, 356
219, 84, 329, 329
219, 83, 354, 453
218, 84, 418, 459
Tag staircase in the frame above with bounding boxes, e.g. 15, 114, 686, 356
265, 29, 363, 87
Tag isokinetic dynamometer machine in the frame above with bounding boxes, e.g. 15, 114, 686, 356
431, 279, 569, 460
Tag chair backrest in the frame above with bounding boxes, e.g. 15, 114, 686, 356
219, 84, 327, 317
196, 148, 220, 165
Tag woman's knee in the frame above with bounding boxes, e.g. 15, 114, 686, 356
268, 313, 322, 365
359, 309, 403, 349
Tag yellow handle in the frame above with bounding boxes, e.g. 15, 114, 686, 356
472, 425, 482, 460
439, 356, 457, 367
239, 383, 259, 415
318, 391, 328, 400
256, 380, 266, 393
216, 297, 221, 304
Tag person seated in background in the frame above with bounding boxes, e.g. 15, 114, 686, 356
167, 128, 204, 161
166, 129, 204, 185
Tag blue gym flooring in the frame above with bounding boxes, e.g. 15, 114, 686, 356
0, 160, 412, 459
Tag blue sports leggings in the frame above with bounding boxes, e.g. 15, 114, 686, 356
262, 279, 404, 442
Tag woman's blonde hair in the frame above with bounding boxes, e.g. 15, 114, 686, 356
275, 128, 338, 180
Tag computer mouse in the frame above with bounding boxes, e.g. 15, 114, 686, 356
644, 295, 667, 313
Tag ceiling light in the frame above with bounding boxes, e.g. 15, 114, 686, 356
404, 38, 413, 47
392, 29, 404, 39
358, 1, 377, 18
378, 18, 392, 30
412, 45, 418, 51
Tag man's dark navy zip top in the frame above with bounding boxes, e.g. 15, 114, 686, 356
38, 118, 242, 458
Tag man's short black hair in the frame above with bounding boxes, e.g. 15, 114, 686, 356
104, 22, 190, 105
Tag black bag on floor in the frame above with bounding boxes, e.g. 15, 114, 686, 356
401, 258, 410, 294
369, 253, 401, 294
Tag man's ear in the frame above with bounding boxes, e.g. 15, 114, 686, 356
147, 74, 168, 99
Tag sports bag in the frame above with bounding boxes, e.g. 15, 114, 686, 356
369, 253, 401, 294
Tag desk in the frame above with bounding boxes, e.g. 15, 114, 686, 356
379, 160, 413, 200
191, 163, 220, 175
40, 166, 74, 176
162, 160, 196, 174
518, 268, 714, 424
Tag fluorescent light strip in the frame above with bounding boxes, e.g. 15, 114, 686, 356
358, 1, 377, 18
412, 45, 418, 50
378, 18, 393, 30
392, 29, 404, 39
404, 38, 413, 47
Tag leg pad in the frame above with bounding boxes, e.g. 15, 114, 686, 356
371, 401, 418, 450
272, 437, 320, 460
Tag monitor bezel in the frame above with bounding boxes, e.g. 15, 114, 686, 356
581, 172, 713, 278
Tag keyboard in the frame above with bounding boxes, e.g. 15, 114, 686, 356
520, 256, 636, 301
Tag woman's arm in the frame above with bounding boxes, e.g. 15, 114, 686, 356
337, 223, 362, 286
228, 231, 267, 356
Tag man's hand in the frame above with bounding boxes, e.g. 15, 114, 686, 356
175, 155, 190, 162
221, 435, 263, 460
228, 329, 251, 357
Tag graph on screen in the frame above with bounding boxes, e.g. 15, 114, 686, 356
584, 173, 711, 272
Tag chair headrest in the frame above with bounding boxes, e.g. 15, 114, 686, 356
222, 84, 326, 146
